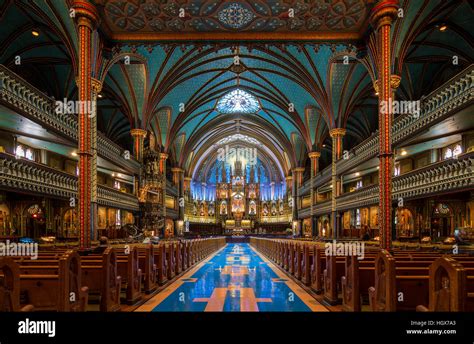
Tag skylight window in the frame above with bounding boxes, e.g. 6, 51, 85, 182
216, 89, 260, 114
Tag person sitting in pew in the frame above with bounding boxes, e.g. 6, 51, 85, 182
92, 236, 110, 254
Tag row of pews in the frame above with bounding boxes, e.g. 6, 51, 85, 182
250, 237, 474, 311
0, 237, 226, 312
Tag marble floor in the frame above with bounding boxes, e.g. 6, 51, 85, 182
135, 243, 328, 312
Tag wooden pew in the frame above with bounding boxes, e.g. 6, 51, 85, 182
166, 243, 176, 280
116, 247, 142, 304
137, 245, 157, 294
294, 243, 303, 280
288, 243, 295, 275
13, 250, 88, 311
311, 246, 324, 294
368, 250, 432, 311
368, 250, 396, 311
323, 255, 346, 305
153, 244, 167, 285
0, 258, 34, 312
416, 257, 467, 311
81, 247, 121, 312
175, 242, 182, 275
341, 256, 360, 312
301, 244, 312, 286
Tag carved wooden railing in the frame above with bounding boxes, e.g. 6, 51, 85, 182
0, 152, 139, 211
0, 152, 76, 198
298, 200, 331, 218
300, 64, 474, 195
0, 65, 140, 173
335, 152, 474, 211
97, 185, 140, 211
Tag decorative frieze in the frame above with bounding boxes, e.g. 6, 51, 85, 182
0, 153, 139, 211
0, 65, 140, 173
300, 64, 474, 195
336, 152, 474, 211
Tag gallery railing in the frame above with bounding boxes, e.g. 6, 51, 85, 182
300, 64, 474, 195
0, 65, 140, 174
298, 200, 332, 218
335, 151, 474, 212
0, 152, 139, 211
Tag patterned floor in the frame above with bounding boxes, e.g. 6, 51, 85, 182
135, 243, 328, 312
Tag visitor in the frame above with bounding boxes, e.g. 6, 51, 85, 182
92, 236, 109, 253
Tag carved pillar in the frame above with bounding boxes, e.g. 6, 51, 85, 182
184, 176, 192, 201
270, 182, 275, 201
172, 167, 185, 221
370, 0, 399, 250
292, 167, 305, 234
73, 1, 99, 250
308, 151, 320, 235
90, 78, 101, 242
160, 153, 168, 219
130, 129, 147, 163
330, 128, 346, 239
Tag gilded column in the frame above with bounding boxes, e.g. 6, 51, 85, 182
308, 151, 321, 236
91, 78, 101, 242
292, 167, 305, 234
370, 0, 399, 250
285, 175, 293, 220
130, 129, 147, 163
160, 153, 168, 219
172, 167, 185, 221
330, 128, 346, 239
73, 1, 99, 250
184, 176, 192, 201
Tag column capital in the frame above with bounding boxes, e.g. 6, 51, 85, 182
91, 78, 102, 93
308, 151, 321, 159
374, 75, 401, 94
72, 1, 100, 29
329, 128, 346, 138
130, 128, 147, 138
184, 176, 193, 182
285, 175, 293, 182
292, 167, 305, 174
369, 0, 399, 30
171, 167, 184, 173
160, 152, 169, 160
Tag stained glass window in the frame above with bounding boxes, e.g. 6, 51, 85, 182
453, 144, 462, 157
15, 145, 25, 158
356, 209, 361, 227
444, 148, 453, 159
25, 149, 33, 160
15, 145, 34, 161
216, 89, 260, 114
216, 133, 260, 145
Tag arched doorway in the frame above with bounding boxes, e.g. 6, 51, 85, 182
396, 208, 415, 238
24, 204, 45, 239
431, 203, 453, 238
62, 208, 77, 238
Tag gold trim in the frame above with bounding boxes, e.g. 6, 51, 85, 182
329, 128, 347, 138
107, 31, 362, 42
130, 128, 147, 138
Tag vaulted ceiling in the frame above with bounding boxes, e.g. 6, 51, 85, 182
0, 0, 472, 179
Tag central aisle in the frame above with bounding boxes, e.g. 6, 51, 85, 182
136, 243, 328, 312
